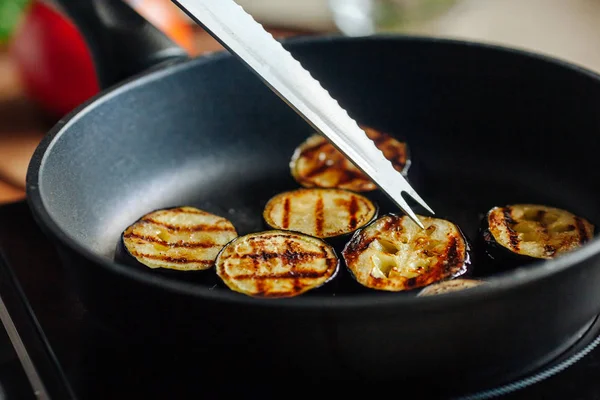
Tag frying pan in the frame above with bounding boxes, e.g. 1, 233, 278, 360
24, 0, 600, 395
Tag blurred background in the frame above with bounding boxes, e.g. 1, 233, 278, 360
0, 0, 599, 204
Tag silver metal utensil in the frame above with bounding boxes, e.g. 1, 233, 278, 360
171, 0, 434, 228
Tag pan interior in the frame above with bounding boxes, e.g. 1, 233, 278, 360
36, 37, 600, 296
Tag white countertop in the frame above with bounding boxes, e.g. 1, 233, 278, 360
237, 0, 600, 73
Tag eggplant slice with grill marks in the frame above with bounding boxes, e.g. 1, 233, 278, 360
263, 188, 378, 240
417, 279, 484, 297
290, 126, 409, 192
482, 204, 594, 263
215, 230, 339, 298
120, 206, 238, 271
342, 214, 470, 292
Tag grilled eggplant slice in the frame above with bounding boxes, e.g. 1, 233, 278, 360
342, 214, 470, 292
417, 279, 484, 297
120, 206, 238, 271
263, 188, 377, 239
215, 230, 339, 298
482, 204, 594, 263
290, 126, 409, 192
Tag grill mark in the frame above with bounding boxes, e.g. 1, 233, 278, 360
386, 146, 407, 172
354, 197, 375, 228
372, 133, 388, 146
297, 138, 345, 180
252, 250, 266, 293
417, 234, 463, 288
574, 217, 590, 245
335, 164, 368, 185
128, 250, 213, 265
326, 257, 338, 271
348, 195, 359, 231
258, 291, 303, 298
297, 137, 369, 185
536, 210, 547, 221
165, 208, 210, 215
315, 195, 324, 237
544, 244, 557, 257
503, 208, 520, 251
320, 244, 338, 273
227, 237, 337, 296
247, 233, 309, 241
303, 162, 333, 179
378, 145, 407, 170
319, 245, 329, 259
297, 131, 407, 189
233, 271, 328, 280
381, 215, 398, 234
541, 225, 550, 236
282, 197, 291, 229
363, 128, 407, 170
239, 250, 325, 262
342, 236, 373, 265
123, 232, 219, 248
142, 218, 235, 232
298, 138, 330, 158
248, 234, 259, 273
276, 190, 374, 236
442, 236, 459, 273
538, 213, 550, 239
255, 278, 265, 295
343, 216, 397, 264
382, 147, 401, 169
286, 239, 301, 293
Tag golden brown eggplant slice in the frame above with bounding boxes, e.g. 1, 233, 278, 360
263, 188, 377, 239
342, 214, 470, 292
483, 204, 594, 262
215, 230, 339, 298
417, 279, 484, 297
120, 206, 238, 271
290, 126, 409, 192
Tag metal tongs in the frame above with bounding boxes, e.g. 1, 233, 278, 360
171, 0, 434, 228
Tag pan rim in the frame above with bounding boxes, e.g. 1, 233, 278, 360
25, 33, 600, 310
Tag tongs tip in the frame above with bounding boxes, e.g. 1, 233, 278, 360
407, 189, 435, 215
397, 187, 435, 230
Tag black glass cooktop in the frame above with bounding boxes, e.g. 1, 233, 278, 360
0, 200, 600, 399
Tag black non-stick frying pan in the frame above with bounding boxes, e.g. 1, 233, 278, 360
24, 0, 600, 396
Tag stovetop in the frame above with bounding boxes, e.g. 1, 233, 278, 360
0, 200, 599, 399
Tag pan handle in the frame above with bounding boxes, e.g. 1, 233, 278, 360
51, 0, 189, 90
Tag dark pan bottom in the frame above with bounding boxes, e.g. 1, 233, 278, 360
457, 314, 600, 399
76, 309, 600, 399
